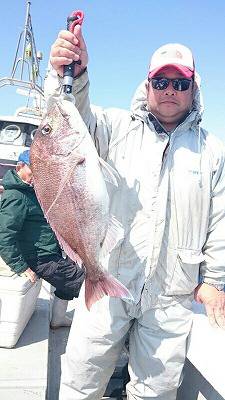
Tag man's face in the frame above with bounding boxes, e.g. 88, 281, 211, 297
147, 66, 195, 131
16, 163, 33, 185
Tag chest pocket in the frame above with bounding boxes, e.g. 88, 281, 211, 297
166, 249, 205, 295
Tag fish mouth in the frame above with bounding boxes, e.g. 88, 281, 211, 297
47, 96, 74, 121
31, 96, 85, 160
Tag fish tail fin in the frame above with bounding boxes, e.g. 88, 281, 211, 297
85, 273, 133, 311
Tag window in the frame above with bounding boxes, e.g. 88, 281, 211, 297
0, 124, 21, 144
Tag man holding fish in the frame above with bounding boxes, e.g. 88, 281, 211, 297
35, 19, 225, 400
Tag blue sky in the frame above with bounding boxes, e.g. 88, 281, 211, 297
0, 0, 225, 141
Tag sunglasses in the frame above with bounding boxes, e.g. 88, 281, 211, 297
148, 77, 192, 91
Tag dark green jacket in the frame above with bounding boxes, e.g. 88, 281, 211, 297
0, 169, 61, 273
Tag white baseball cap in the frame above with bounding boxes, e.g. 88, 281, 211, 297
149, 43, 195, 78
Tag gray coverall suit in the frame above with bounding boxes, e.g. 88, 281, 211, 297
44, 67, 225, 400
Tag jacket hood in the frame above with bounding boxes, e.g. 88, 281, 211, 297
2, 169, 33, 192
130, 72, 204, 131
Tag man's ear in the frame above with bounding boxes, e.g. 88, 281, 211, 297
16, 162, 24, 172
192, 80, 198, 95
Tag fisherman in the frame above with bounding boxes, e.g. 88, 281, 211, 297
45, 25, 225, 400
0, 149, 85, 329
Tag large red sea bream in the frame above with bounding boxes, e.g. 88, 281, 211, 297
30, 97, 132, 309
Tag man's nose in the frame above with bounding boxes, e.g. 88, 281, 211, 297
165, 81, 176, 95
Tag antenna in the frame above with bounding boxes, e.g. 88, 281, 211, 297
0, 1, 44, 113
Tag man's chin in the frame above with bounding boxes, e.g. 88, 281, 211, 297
159, 103, 180, 114
157, 107, 185, 122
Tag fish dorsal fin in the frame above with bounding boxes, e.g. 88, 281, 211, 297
99, 158, 120, 186
100, 215, 124, 259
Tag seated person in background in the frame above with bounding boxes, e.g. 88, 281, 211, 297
0, 149, 85, 329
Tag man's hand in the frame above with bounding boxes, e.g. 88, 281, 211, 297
23, 268, 37, 283
194, 283, 225, 329
50, 25, 88, 77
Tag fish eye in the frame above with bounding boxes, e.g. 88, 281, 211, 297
41, 123, 52, 135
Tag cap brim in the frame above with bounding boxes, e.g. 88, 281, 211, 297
18, 159, 30, 165
149, 64, 194, 78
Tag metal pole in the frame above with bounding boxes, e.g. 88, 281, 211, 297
20, 1, 31, 80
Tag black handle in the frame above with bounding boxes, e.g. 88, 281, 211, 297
63, 15, 81, 95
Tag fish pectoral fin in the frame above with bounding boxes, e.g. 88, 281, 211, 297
45, 154, 85, 218
100, 215, 124, 259
99, 157, 120, 186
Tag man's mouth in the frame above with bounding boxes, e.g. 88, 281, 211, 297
160, 100, 178, 105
